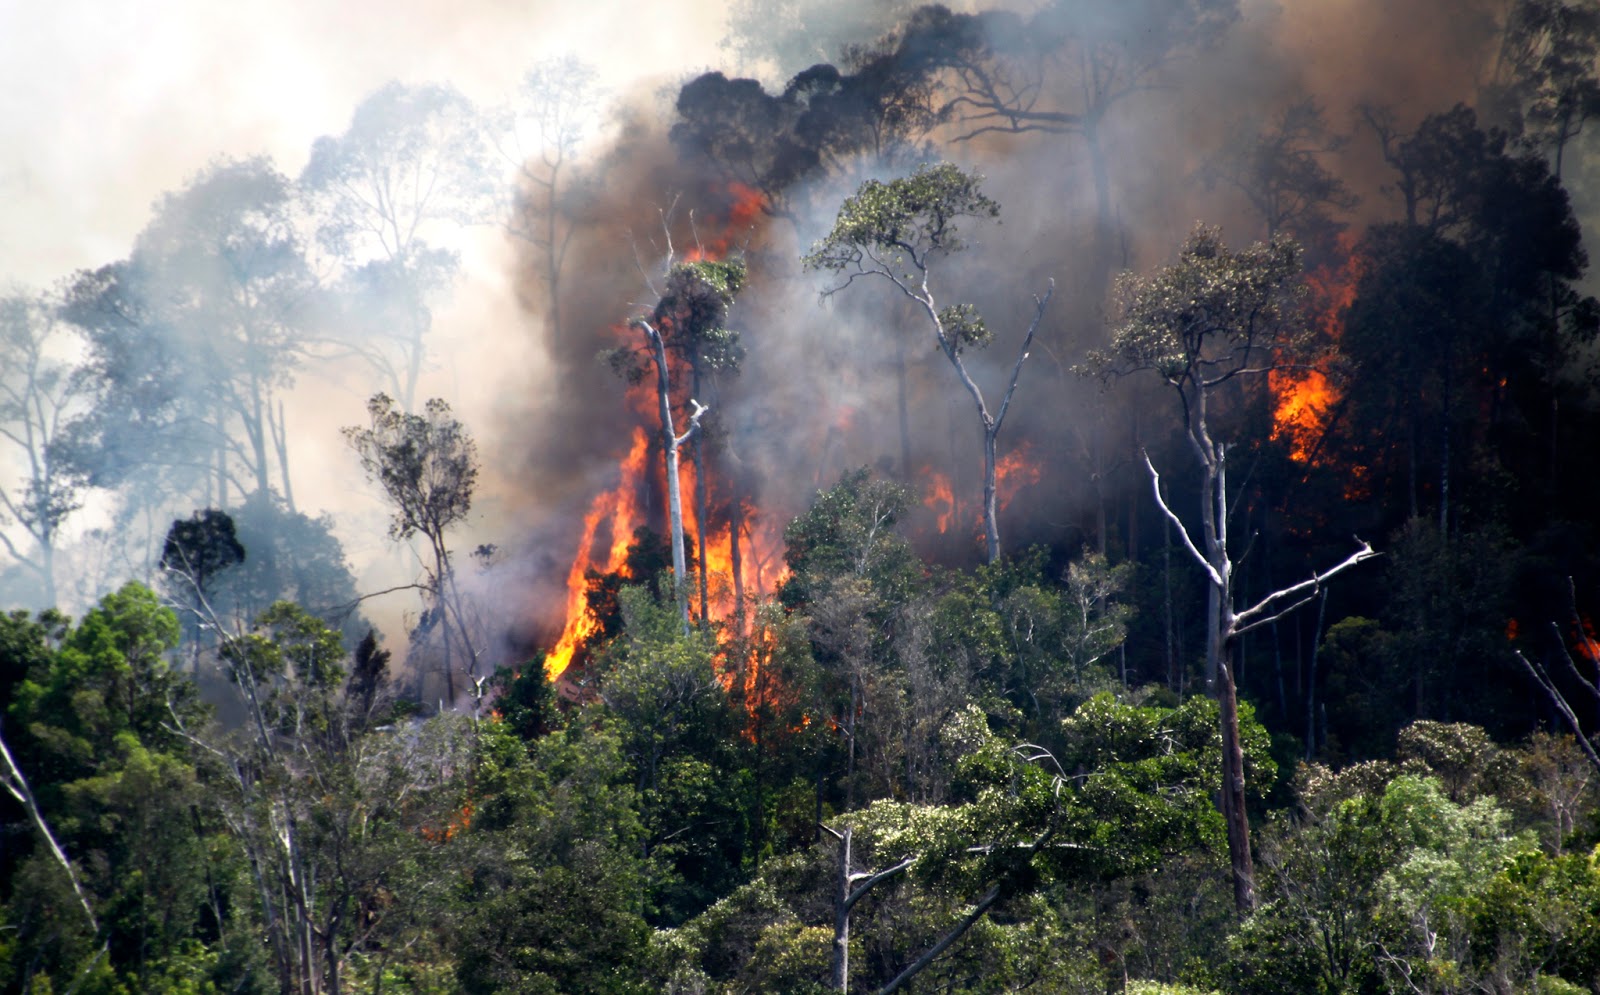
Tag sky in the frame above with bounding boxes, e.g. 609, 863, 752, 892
0, 0, 737, 609
0, 0, 728, 286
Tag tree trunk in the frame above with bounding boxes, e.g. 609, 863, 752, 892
644, 322, 693, 634
831, 827, 854, 992
982, 426, 1000, 564
691, 364, 711, 625
895, 333, 912, 481
1217, 650, 1256, 914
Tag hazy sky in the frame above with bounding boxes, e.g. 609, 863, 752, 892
0, 0, 727, 286
0, 0, 734, 611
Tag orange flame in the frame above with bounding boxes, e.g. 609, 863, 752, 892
996, 442, 1042, 511
1271, 243, 1363, 463
921, 466, 958, 534
684, 182, 767, 262
545, 427, 650, 679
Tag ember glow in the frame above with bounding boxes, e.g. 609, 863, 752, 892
1270, 245, 1364, 463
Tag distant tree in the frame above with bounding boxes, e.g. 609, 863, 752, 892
900, 0, 1240, 286
486, 55, 603, 343
0, 291, 90, 608
805, 162, 1052, 564
302, 81, 491, 411
1485, 0, 1600, 176
159, 509, 246, 670
1100, 224, 1377, 913
1199, 98, 1358, 255
1356, 105, 1598, 517
344, 393, 480, 700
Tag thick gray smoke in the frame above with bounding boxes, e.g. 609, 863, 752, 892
494, 0, 1535, 649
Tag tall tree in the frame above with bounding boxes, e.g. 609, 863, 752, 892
1101, 224, 1376, 913
487, 55, 603, 343
302, 81, 490, 411
805, 162, 1052, 564
343, 393, 480, 700
0, 292, 89, 608
61, 157, 317, 524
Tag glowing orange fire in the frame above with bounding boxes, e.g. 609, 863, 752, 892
544, 181, 786, 683
921, 466, 958, 534
683, 181, 767, 262
546, 427, 650, 680
996, 442, 1042, 511
1270, 242, 1363, 463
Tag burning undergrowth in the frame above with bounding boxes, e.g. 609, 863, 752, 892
482, 0, 1577, 685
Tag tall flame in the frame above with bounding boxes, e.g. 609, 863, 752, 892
544, 182, 781, 682
545, 427, 650, 679
1270, 244, 1364, 463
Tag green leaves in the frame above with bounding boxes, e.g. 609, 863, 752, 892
1102, 223, 1307, 385
803, 162, 999, 275
343, 392, 478, 544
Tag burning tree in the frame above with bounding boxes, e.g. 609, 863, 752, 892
612, 257, 746, 633
804, 162, 1052, 565
1099, 224, 1377, 913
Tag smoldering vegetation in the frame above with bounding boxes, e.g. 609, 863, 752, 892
4, 0, 1600, 705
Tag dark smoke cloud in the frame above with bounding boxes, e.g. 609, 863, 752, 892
493, 0, 1547, 646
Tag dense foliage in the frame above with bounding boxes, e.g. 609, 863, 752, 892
8, 0, 1600, 992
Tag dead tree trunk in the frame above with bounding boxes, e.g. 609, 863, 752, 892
1145, 449, 1375, 914
916, 281, 1053, 564
639, 319, 706, 635
821, 825, 913, 993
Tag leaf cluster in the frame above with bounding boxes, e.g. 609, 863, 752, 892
803, 162, 999, 278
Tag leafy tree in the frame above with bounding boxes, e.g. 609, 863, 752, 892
454, 719, 652, 995
805, 162, 1052, 564
170, 600, 452, 995
0, 584, 246, 995
0, 292, 90, 609
1100, 223, 1376, 912
302, 81, 490, 412
594, 586, 750, 924
487, 55, 604, 344
344, 393, 479, 700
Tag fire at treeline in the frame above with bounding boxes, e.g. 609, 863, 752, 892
5, 0, 1600, 992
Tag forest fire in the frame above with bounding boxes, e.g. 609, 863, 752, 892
545, 427, 650, 679
921, 467, 958, 534
544, 181, 787, 681
996, 443, 1042, 509
919, 445, 1040, 538
1269, 245, 1364, 463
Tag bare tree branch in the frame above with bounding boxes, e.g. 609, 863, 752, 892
1141, 450, 1223, 587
